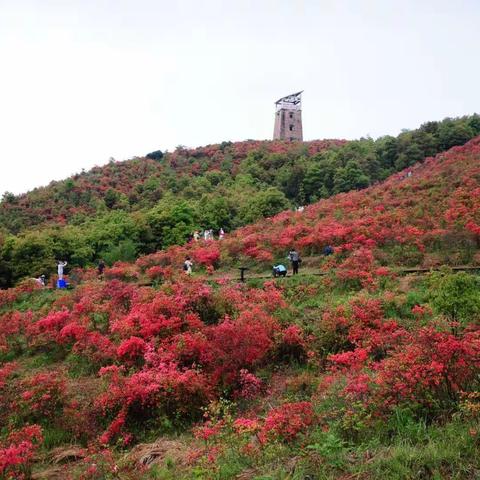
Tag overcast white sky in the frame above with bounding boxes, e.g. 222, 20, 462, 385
0, 0, 479, 195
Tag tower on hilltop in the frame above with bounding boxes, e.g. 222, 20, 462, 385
273, 91, 303, 141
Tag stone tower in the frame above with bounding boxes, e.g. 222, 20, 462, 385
273, 91, 303, 141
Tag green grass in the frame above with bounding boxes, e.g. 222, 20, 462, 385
353, 418, 480, 479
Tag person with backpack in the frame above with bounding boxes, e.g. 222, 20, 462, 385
288, 248, 301, 275
183, 256, 193, 275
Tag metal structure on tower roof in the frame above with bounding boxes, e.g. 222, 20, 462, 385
275, 91, 303, 105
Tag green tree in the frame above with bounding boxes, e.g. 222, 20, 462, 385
239, 187, 289, 224
429, 271, 480, 328
333, 161, 370, 194
146, 150, 164, 160
146, 196, 196, 249
198, 195, 234, 231
438, 122, 475, 150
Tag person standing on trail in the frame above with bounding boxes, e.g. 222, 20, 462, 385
193, 230, 200, 242
57, 260, 68, 280
219, 228, 225, 240
183, 256, 193, 275
288, 248, 301, 275
97, 260, 105, 277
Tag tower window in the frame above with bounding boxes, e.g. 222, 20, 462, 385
289, 112, 293, 119
289, 124, 294, 131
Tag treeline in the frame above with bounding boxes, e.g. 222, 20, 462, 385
0, 114, 479, 287
242, 114, 480, 204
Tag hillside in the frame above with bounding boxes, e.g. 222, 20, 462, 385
1, 115, 479, 236
0, 140, 344, 233
1, 114, 479, 288
1, 138, 480, 479
134, 135, 480, 280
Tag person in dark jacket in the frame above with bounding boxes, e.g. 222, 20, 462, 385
97, 260, 106, 277
322, 245, 334, 256
288, 248, 301, 275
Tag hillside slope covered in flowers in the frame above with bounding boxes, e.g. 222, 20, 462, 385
1, 114, 479, 289
0, 138, 480, 479
136, 135, 480, 280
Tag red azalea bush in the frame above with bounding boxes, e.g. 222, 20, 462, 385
374, 327, 480, 411
259, 402, 316, 443
19, 371, 66, 421
192, 244, 221, 268
0, 425, 43, 480
116, 336, 148, 364
236, 369, 263, 399
96, 363, 213, 444
329, 326, 480, 417
104, 262, 139, 281
276, 324, 308, 362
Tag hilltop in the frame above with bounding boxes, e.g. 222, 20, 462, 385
1, 135, 480, 479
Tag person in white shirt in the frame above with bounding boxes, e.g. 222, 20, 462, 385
57, 261, 68, 280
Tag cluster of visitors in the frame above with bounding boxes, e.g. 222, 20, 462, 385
36, 260, 70, 289
271, 246, 333, 278
271, 248, 302, 278
192, 228, 225, 242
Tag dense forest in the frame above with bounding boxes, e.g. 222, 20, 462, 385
0, 114, 479, 287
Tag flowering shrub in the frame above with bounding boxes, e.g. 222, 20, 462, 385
374, 327, 480, 411
260, 402, 316, 443
192, 244, 221, 268
19, 372, 66, 421
207, 313, 275, 385
0, 280, 41, 309
104, 262, 139, 281
116, 336, 148, 364
233, 417, 261, 435
97, 363, 213, 444
411, 304, 433, 318
193, 420, 224, 443
276, 324, 307, 362
236, 369, 263, 399
0, 425, 43, 480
